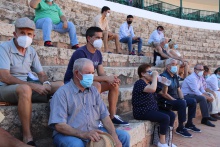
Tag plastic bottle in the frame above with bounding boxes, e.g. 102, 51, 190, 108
158, 76, 171, 86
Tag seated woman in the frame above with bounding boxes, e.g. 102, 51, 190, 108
168, 40, 190, 79
132, 63, 176, 147
206, 67, 220, 118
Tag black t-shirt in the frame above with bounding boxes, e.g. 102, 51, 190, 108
132, 79, 158, 118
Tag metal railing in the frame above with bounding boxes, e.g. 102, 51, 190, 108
107, 0, 220, 23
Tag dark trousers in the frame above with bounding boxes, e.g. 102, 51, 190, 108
184, 94, 210, 118
134, 110, 175, 135
167, 98, 196, 126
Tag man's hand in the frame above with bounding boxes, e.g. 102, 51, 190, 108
63, 21, 68, 29
31, 84, 49, 95
115, 139, 122, 147
203, 94, 214, 102
81, 130, 103, 142
132, 37, 139, 41
43, 84, 52, 93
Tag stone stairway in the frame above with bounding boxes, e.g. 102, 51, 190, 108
0, 0, 220, 146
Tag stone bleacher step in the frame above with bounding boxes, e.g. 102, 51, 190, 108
0, 103, 154, 147
34, 45, 153, 67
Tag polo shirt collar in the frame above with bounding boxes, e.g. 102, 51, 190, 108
10, 38, 31, 55
164, 70, 177, 78
69, 79, 90, 93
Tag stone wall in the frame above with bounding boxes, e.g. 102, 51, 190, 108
1, 0, 220, 66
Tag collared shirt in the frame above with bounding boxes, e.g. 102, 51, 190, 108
206, 74, 219, 91
119, 22, 135, 40
132, 79, 158, 118
93, 14, 109, 31
64, 45, 103, 83
181, 72, 206, 96
148, 30, 164, 44
158, 70, 180, 99
34, 0, 63, 24
201, 76, 207, 89
0, 39, 43, 86
48, 79, 109, 137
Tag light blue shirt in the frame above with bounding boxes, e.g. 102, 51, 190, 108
181, 72, 206, 96
119, 22, 135, 40
148, 30, 164, 44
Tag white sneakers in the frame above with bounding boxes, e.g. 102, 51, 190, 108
158, 142, 169, 147
158, 142, 177, 147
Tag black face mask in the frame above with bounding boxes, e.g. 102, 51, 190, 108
127, 21, 132, 24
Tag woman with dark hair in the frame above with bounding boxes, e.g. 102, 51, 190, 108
206, 67, 220, 118
132, 63, 176, 147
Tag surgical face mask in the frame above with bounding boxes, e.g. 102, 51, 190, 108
92, 39, 103, 49
197, 71, 204, 77
46, 0, 53, 2
205, 75, 210, 79
174, 44, 178, 49
106, 13, 110, 17
157, 30, 162, 34
170, 66, 178, 74
127, 21, 132, 24
164, 43, 168, 49
77, 73, 94, 88
17, 35, 33, 48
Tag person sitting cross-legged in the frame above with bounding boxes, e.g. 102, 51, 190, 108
119, 15, 143, 56
93, 6, 121, 53
181, 64, 216, 127
158, 58, 201, 138
0, 17, 63, 146
30, 0, 79, 49
64, 27, 129, 126
132, 63, 176, 147
49, 58, 130, 147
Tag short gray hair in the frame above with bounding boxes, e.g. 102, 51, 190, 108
165, 58, 176, 66
194, 63, 203, 69
73, 58, 93, 72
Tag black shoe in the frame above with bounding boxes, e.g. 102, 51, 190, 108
175, 127, 192, 138
111, 115, 129, 126
201, 118, 215, 127
44, 41, 54, 47
185, 124, 201, 133
208, 116, 217, 121
210, 114, 220, 120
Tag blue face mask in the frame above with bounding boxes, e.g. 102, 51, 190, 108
216, 74, 220, 79
78, 73, 94, 88
174, 44, 178, 49
205, 75, 210, 79
164, 43, 168, 49
170, 66, 178, 74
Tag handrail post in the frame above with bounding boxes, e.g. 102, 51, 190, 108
141, 0, 144, 9
180, 0, 182, 18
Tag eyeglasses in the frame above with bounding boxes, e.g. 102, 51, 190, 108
145, 70, 152, 74
195, 68, 204, 71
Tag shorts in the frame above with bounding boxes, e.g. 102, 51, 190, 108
155, 56, 166, 68
0, 83, 48, 104
148, 42, 159, 48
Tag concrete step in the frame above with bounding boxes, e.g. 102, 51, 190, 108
0, 103, 154, 147
34, 45, 153, 67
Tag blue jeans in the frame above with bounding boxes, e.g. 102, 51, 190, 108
53, 127, 130, 147
120, 36, 142, 53
36, 18, 78, 46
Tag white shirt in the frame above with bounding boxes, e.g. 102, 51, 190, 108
148, 30, 164, 44
206, 74, 219, 91
119, 22, 135, 40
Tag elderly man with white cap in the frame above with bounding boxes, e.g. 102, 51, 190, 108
0, 17, 63, 146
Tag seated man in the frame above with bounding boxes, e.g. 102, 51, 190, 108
30, 0, 79, 49
119, 15, 143, 56
64, 27, 129, 126
158, 58, 200, 138
0, 17, 63, 145
148, 26, 165, 48
153, 38, 170, 67
93, 6, 121, 53
181, 64, 216, 127
49, 58, 130, 147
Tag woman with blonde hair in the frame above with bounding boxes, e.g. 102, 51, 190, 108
167, 40, 190, 79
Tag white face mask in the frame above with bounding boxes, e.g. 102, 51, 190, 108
197, 71, 204, 77
17, 36, 33, 48
46, 0, 53, 2
106, 13, 110, 17
92, 39, 103, 49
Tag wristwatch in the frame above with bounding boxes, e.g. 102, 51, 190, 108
43, 81, 51, 85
